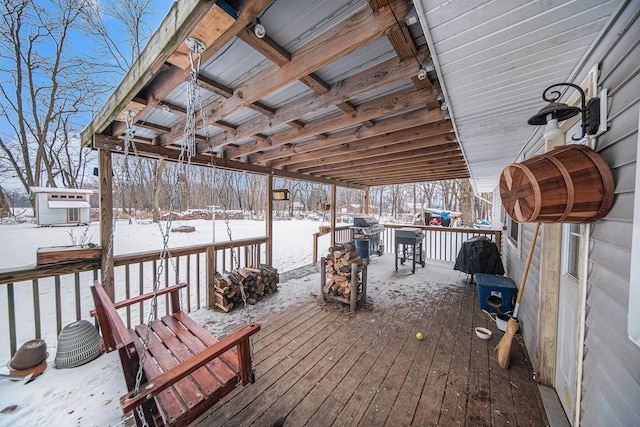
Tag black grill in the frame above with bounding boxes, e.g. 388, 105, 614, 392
395, 228, 425, 273
350, 216, 384, 257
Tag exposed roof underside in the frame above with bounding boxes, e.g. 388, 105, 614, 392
82, 0, 466, 190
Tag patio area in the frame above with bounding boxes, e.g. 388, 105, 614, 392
195, 254, 547, 427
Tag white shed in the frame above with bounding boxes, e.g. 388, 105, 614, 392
30, 187, 93, 226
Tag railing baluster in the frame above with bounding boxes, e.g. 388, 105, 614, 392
196, 253, 201, 310
153, 260, 158, 320
139, 262, 144, 324
186, 255, 191, 312
125, 264, 131, 329
75, 273, 81, 320
32, 279, 41, 339
164, 257, 169, 316
55, 275, 62, 335
7, 283, 17, 357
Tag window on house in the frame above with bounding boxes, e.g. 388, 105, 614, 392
508, 217, 520, 244
68, 208, 79, 223
565, 223, 581, 279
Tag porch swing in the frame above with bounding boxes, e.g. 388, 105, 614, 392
91, 38, 260, 427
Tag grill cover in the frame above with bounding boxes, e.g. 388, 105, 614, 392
454, 236, 505, 276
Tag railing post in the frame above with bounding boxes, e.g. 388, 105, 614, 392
206, 245, 215, 309
7, 283, 16, 357
313, 232, 319, 263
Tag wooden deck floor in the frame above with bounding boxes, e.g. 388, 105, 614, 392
196, 257, 548, 427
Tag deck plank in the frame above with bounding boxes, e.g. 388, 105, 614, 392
190, 258, 548, 427
438, 281, 475, 425
411, 284, 465, 426
466, 295, 493, 426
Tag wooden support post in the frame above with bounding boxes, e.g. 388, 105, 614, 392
331, 184, 337, 248
266, 174, 273, 265
535, 137, 564, 386
364, 188, 370, 215
99, 148, 115, 300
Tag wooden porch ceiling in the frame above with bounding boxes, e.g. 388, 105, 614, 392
81, 0, 470, 189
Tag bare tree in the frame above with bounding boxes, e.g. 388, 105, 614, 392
0, 0, 101, 206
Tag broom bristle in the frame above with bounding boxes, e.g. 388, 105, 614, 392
496, 318, 519, 369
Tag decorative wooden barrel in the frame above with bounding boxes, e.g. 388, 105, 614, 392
500, 144, 614, 223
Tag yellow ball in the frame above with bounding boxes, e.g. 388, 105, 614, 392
416, 332, 424, 341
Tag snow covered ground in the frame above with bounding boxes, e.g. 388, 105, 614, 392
0, 216, 336, 426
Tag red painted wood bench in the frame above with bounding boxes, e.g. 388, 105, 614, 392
91, 281, 260, 426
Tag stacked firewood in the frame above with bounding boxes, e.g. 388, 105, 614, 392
212, 264, 279, 312
324, 242, 364, 297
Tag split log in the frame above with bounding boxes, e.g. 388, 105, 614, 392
211, 265, 279, 313
323, 244, 364, 299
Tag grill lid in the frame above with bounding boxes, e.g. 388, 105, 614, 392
353, 216, 379, 227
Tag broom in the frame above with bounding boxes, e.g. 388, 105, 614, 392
496, 222, 540, 369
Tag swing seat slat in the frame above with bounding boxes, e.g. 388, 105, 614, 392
91, 282, 260, 427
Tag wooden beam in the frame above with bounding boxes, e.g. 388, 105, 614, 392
97, 0, 273, 142
272, 122, 454, 169
321, 159, 467, 180
197, 75, 233, 98
99, 149, 114, 300
330, 185, 336, 247
266, 174, 273, 265
358, 171, 470, 186
204, 5, 400, 125
253, 107, 448, 164
81, 0, 239, 145
296, 140, 460, 174
355, 168, 470, 183
92, 134, 367, 190
237, 27, 291, 65
227, 87, 436, 158
206, 46, 429, 149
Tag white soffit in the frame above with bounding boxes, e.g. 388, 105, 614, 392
415, 0, 620, 193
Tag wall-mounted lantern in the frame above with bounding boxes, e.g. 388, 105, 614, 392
527, 82, 602, 141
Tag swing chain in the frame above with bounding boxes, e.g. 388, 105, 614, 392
132, 39, 205, 427
102, 110, 136, 287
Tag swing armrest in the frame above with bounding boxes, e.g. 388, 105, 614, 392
91, 282, 135, 352
120, 322, 261, 412
90, 282, 188, 317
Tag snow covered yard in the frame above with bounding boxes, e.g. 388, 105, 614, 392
0, 217, 333, 426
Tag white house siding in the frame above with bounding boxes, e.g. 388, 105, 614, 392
500, 3, 640, 425
36, 193, 69, 225
503, 215, 543, 368
579, 3, 640, 426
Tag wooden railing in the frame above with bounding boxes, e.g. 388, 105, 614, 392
312, 225, 354, 263
382, 224, 502, 262
0, 237, 267, 358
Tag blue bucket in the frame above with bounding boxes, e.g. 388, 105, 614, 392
353, 238, 369, 259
